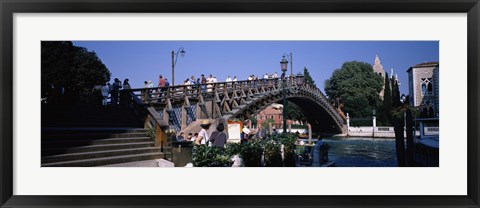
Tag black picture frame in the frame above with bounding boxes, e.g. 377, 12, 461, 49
1, 0, 479, 207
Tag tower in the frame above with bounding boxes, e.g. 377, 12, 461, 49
373, 54, 386, 99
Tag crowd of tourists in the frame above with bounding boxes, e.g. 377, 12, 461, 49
95, 78, 131, 106
174, 119, 270, 149
96, 71, 289, 105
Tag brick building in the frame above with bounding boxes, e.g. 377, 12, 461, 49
255, 104, 287, 129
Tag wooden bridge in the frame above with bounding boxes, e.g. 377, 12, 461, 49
122, 76, 346, 137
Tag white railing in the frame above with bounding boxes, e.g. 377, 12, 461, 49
424, 127, 439, 136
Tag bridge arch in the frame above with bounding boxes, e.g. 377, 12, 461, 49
126, 77, 346, 135
226, 86, 344, 134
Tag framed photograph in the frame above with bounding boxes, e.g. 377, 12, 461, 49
1, 0, 479, 207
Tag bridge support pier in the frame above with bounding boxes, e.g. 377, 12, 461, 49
181, 106, 187, 131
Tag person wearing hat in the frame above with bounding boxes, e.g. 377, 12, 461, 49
195, 120, 211, 145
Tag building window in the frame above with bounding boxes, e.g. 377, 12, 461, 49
427, 82, 433, 95
420, 78, 433, 96
421, 84, 427, 95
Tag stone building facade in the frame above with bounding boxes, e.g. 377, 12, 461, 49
373, 54, 386, 99
407, 62, 440, 117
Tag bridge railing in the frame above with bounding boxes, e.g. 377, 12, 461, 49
122, 77, 297, 104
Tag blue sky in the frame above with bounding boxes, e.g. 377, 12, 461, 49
72, 41, 439, 95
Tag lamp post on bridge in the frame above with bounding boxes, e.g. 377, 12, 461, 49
280, 55, 289, 134
171, 47, 186, 87
283, 52, 293, 77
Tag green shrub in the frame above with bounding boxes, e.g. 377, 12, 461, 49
192, 133, 304, 167
263, 140, 283, 167
277, 134, 297, 167
225, 142, 243, 157
192, 145, 232, 167
147, 127, 155, 141
241, 140, 263, 167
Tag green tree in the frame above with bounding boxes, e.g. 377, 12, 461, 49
383, 72, 392, 114
262, 118, 275, 129
285, 101, 306, 122
250, 116, 258, 128
324, 61, 383, 118
303, 67, 316, 87
42, 41, 111, 104
392, 79, 401, 108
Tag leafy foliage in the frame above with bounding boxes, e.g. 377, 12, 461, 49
250, 116, 258, 128
285, 101, 306, 122
263, 140, 283, 167
383, 72, 392, 124
349, 117, 373, 127
392, 79, 401, 108
41, 41, 111, 104
303, 67, 316, 87
240, 139, 264, 167
192, 145, 232, 167
261, 118, 275, 129
225, 142, 243, 157
324, 61, 383, 118
192, 133, 300, 167
147, 127, 156, 141
274, 133, 297, 167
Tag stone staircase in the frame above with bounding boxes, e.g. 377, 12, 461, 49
41, 105, 168, 167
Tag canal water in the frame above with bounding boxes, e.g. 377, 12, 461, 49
323, 137, 397, 167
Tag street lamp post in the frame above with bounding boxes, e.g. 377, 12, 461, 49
280, 55, 289, 134
171, 47, 186, 86
283, 52, 293, 77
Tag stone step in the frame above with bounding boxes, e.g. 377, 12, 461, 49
41, 147, 163, 164
42, 122, 143, 128
101, 159, 164, 167
42, 132, 149, 140
42, 127, 147, 135
42, 142, 155, 156
42, 152, 166, 167
41, 137, 153, 154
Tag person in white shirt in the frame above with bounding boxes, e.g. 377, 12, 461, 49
242, 125, 251, 141
206, 75, 214, 92
264, 73, 269, 79
226, 76, 232, 82
191, 133, 198, 142
212, 76, 218, 83
195, 120, 212, 145
233, 76, 238, 82
273, 72, 278, 79
100, 83, 110, 106
207, 74, 214, 83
